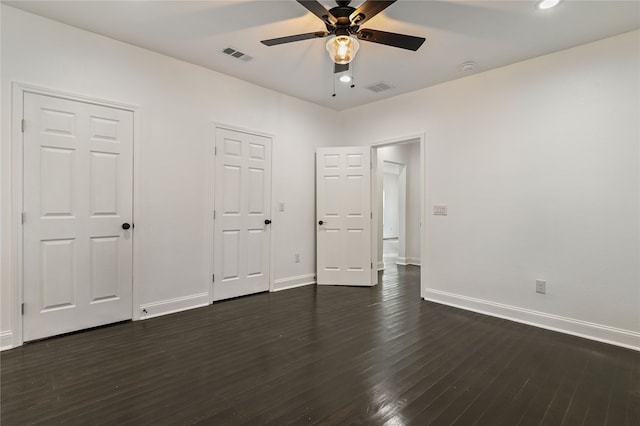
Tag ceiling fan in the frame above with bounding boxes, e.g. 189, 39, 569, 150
261, 0, 425, 74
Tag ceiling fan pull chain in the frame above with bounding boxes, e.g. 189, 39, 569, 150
351, 60, 356, 88
332, 71, 337, 97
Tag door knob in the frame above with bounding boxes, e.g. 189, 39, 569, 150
122, 223, 131, 230
264, 219, 272, 225
318, 220, 324, 225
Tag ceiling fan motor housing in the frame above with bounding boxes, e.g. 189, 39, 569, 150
325, 3, 357, 33
260, 1, 426, 54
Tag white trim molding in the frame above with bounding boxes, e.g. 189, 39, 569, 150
272, 274, 316, 292
138, 293, 209, 320
397, 257, 421, 266
424, 288, 640, 351
1, 331, 14, 351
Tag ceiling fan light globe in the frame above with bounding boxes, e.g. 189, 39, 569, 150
326, 35, 359, 64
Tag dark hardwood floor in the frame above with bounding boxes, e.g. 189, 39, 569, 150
2, 265, 639, 425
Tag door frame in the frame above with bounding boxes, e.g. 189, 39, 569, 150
370, 133, 427, 293
207, 123, 275, 304
10, 82, 140, 349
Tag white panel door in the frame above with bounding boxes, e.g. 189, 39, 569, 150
316, 147, 372, 286
213, 128, 272, 301
23, 93, 133, 341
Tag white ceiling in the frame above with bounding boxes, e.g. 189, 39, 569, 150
4, 0, 639, 110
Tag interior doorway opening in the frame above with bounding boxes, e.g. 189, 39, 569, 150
373, 139, 422, 273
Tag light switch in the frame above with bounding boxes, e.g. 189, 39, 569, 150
279, 202, 285, 212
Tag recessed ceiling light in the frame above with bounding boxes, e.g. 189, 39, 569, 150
339, 74, 352, 83
537, 0, 561, 10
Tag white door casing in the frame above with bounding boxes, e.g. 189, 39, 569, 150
213, 127, 272, 301
22, 92, 134, 341
316, 146, 373, 286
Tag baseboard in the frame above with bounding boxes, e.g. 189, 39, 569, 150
139, 292, 209, 320
1, 330, 14, 351
377, 261, 385, 271
272, 274, 316, 292
423, 288, 640, 351
396, 257, 421, 266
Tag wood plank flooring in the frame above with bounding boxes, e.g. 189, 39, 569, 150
2, 265, 639, 425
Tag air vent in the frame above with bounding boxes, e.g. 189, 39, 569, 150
222, 47, 253, 62
366, 81, 394, 93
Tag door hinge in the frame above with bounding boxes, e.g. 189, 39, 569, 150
21, 303, 24, 315
212, 274, 215, 282
213, 210, 216, 219
371, 262, 373, 269
21, 119, 25, 133
21, 212, 25, 224
370, 212, 373, 219
214, 146, 217, 156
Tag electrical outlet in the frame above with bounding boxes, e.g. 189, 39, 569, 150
295, 253, 300, 263
536, 279, 546, 294
433, 204, 448, 216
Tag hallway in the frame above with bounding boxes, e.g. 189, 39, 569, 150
383, 237, 399, 269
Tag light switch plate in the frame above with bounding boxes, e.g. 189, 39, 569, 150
433, 204, 448, 216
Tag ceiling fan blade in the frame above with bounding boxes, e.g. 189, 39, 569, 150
334, 63, 349, 74
297, 0, 334, 23
261, 31, 329, 46
357, 29, 425, 51
349, 1, 396, 27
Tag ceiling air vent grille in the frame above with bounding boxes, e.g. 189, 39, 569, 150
222, 47, 253, 62
366, 81, 394, 93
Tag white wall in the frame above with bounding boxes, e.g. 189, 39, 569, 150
383, 171, 400, 239
406, 142, 421, 263
0, 6, 338, 348
340, 31, 640, 349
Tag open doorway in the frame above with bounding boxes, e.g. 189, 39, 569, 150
374, 139, 422, 273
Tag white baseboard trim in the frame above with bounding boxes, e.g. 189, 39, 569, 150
1, 330, 14, 351
273, 274, 316, 292
377, 261, 385, 271
396, 257, 421, 266
139, 292, 209, 320
423, 288, 640, 351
